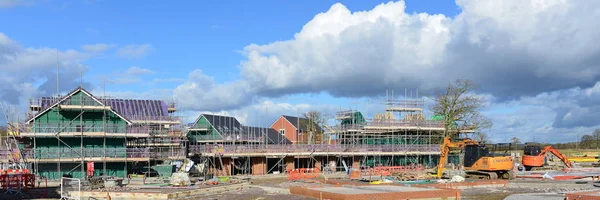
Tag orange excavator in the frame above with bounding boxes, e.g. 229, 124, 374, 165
522, 144, 572, 171
437, 137, 514, 179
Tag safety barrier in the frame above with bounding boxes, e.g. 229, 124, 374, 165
0, 169, 31, 175
0, 172, 36, 196
287, 168, 321, 181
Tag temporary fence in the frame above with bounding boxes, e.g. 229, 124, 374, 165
60, 177, 81, 200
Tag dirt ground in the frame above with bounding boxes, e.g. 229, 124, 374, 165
212, 177, 600, 200
4, 176, 600, 199
187, 187, 314, 200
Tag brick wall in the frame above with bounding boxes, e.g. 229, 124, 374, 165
251, 157, 265, 175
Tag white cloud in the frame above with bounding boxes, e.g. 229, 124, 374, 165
179, 99, 337, 130
0, 32, 92, 106
174, 70, 252, 111
116, 44, 153, 59
241, 0, 600, 99
82, 43, 115, 53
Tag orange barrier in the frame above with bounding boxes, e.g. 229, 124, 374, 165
287, 168, 321, 181
0, 169, 31, 175
0, 169, 36, 191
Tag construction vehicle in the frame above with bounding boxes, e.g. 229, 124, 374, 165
437, 137, 514, 179
522, 144, 572, 171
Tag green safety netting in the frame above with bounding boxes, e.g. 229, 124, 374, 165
341, 112, 366, 125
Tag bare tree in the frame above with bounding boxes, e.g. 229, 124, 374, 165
302, 111, 328, 144
593, 129, 600, 149
472, 132, 490, 144
432, 79, 492, 137
581, 134, 594, 149
510, 137, 521, 145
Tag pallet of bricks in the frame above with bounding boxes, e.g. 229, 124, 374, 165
287, 168, 321, 181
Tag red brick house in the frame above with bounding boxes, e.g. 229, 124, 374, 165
270, 115, 324, 144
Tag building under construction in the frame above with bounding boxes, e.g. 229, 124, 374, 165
188, 97, 474, 176
1, 86, 474, 179
0, 87, 185, 179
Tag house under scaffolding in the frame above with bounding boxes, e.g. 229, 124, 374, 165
0, 87, 186, 179
188, 97, 475, 176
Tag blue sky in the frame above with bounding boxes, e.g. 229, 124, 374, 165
2, 0, 600, 143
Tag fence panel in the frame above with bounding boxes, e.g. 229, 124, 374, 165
60, 177, 81, 200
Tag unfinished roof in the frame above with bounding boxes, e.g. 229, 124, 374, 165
201, 114, 243, 135
26, 87, 131, 125
242, 126, 291, 144
105, 99, 169, 118
281, 115, 324, 133
29, 87, 175, 124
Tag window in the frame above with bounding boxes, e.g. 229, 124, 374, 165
279, 129, 285, 135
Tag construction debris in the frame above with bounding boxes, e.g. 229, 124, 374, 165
436, 175, 465, 183
169, 172, 191, 186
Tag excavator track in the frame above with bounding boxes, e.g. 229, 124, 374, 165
530, 166, 561, 171
465, 171, 498, 179
465, 170, 513, 180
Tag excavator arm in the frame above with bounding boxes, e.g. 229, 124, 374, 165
436, 137, 478, 178
539, 146, 572, 168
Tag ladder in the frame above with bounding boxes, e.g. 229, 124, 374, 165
0, 102, 27, 170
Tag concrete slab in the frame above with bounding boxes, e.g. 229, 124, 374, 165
311, 187, 386, 194
354, 185, 439, 192
79, 183, 250, 200
290, 185, 460, 200
504, 193, 565, 200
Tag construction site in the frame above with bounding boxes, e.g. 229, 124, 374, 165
2, 86, 600, 200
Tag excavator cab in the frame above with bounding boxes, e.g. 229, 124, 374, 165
464, 144, 489, 168
490, 143, 513, 156
524, 145, 541, 156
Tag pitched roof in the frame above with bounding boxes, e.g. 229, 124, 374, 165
281, 115, 324, 133
201, 114, 243, 135
105, 99, 169, 118
26, 87, 131, 125
282, 115, 303, 129
242, 126, 291, 144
